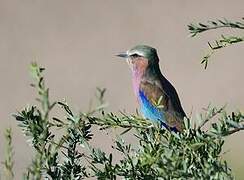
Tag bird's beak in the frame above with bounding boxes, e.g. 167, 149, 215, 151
116, 52, 129, 59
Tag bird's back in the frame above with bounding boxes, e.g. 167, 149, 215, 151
138, 65, 186, 131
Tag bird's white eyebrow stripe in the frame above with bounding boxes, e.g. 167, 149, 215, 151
128, 50, 144, 57
126, 50, 129, 56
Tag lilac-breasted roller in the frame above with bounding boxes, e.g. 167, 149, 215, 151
117, 45, 186, 132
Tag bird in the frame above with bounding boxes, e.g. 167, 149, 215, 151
117, 45, 186, 132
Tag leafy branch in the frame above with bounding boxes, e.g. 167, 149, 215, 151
188, 18, 244, 37
188, 18, 244, 69
3, 128, 14, 180
14, 63, 94, 179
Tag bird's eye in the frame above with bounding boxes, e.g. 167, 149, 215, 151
130, 53, 141, 58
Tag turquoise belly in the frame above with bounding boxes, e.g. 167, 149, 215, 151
138, 90, 165, 122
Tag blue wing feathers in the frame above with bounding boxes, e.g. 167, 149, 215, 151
138, 90, 165, 123
139, 90, 178, 132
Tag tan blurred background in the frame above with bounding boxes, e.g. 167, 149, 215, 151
0, 0, 244, 178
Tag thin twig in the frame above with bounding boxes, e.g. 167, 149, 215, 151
199, 106, 225, 129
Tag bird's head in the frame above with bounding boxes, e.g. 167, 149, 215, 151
117, 45, 159, 71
